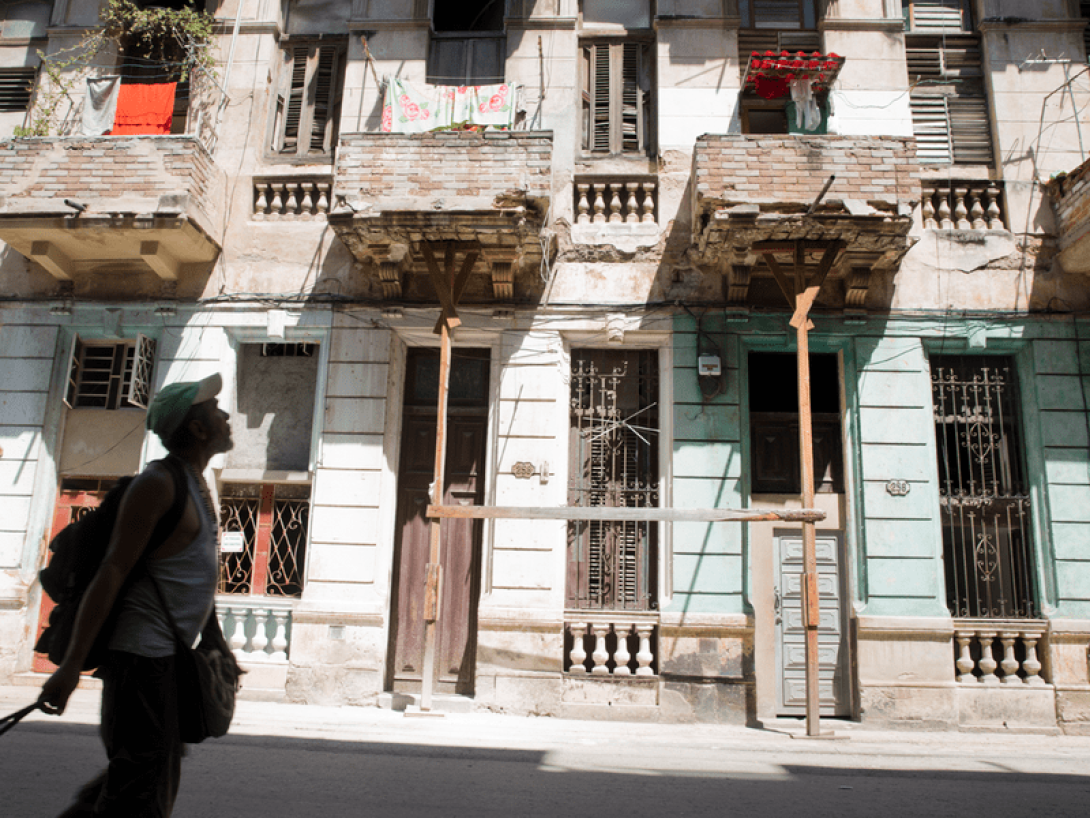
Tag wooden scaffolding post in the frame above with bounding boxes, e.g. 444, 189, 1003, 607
760, 229, 842, 738
419, 241, 477, 712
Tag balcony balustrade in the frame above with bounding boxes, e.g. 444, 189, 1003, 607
953, 620, 1048, 685
219, 599, 293, 664
921, 180, 1005, 230
253, 176, 333, 219
565, 615, 658, 676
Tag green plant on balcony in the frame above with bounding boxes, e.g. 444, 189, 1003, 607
15, 0, 216, 137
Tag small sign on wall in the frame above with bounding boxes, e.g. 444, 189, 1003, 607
221, 531, 246, 553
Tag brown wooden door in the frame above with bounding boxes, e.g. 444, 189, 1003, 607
388, 350, 488, 696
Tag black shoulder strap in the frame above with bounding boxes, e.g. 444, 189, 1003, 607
145, 456, 190, 558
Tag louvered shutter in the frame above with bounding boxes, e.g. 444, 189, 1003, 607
910, 96, 952, 163
280, 46, 308, 154
752, 0, 804, 29
0, 67, 35, 112
277, 41, 344, 156
582, 41, 651, 155
905, 0, 968, 32
908, 33, 992, 166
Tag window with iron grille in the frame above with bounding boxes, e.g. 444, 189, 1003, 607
930, 356, 1039, 619
905, 1, 993, 165
218, 482, 310, 598
581, 40, 653, 156
64, 335, 156, 410
272, 38, 345, 158
567, 349, 659, 611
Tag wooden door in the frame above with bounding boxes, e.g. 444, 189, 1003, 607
388, 349, 489, 695
33, 479, 116, 672
775, 531, 850, 716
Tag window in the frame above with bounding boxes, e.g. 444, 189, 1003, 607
219, 482, 310, 597
748, 352, 842, 494
0, 67, 35, 113
567, 349, 659, 611
272, 39, 345, 157
64, 335, 156, 410
0, 0, 49, 39
581, 40, 653, 155
905, 1, 992, 165
583, 0, 651, 29
740, 0, 817, 30
741, 98, 828, 135
931, 356, 1038, 619
1082, 1, 1090, 64
427, 1, 505, 86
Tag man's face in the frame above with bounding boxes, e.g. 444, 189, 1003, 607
195, 398, 233, 454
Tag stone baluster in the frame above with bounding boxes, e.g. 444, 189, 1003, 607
955, 632, 975, 683
999, 632, 1020, 683
625, 183, 640, 223
978, 632, 1000, 684
591, 625, 610, 674
270, 612, 289, 661
250, 609, 269, 655
576, 183, 591, 224
922, 187, 937, 229
641, 182, 656, 223
608, 185, 623, 223
285, 184, 299, 216
635, 624, 654, 676
1022, 632, 1045, 685
254, 183, 269, 218
316, 182, 330, 215
300, 183, 315, 217
954, 187, 970, 229
613, 624, 632, 675
969, 187, 986, 229
270, 184, 285, 216
937, 190, 953, 229
986, 185, 1003, 229
569, 624, 587, 673
592, 185, 607, 223
224, 606, 246, 656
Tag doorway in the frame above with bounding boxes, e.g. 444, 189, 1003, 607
747, 351, 851, 717
387, 348, 490, 696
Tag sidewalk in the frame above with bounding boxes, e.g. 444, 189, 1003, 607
5, 683, 1090, 774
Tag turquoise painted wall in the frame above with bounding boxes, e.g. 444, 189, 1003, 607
669, 312, 1090, 621
669, 313, 744, 614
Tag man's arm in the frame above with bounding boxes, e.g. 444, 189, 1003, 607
38, 464, 175, 715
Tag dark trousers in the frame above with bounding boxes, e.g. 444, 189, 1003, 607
59, 652, 182, 818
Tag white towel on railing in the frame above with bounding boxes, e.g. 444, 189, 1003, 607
81, 75, 121, 136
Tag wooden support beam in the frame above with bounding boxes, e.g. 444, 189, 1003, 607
761, 252, 795, 309
427, 505, 826, 523
421, 242, 461, 330
30, 241, 73, 280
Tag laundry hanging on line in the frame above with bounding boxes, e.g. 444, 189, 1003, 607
381, 77, 519, 133
111, 82, 177, 135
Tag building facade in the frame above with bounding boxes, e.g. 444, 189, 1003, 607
2, 0, 1090, 731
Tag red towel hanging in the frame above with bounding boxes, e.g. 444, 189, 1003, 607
111, 83, 177, 135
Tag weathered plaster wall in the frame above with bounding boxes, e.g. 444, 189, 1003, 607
229, 343, 317, 472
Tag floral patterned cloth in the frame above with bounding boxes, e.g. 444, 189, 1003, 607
382, 78, 517, 133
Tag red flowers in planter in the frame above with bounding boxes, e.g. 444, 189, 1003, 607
743, 51, 844, 96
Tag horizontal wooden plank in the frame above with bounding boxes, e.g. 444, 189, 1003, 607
427, 504, 826, 523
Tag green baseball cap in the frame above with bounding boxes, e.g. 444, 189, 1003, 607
146, 373, 222, 442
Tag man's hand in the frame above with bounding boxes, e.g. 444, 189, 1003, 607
38, 661, 82, 716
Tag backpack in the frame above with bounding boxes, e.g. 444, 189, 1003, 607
35, 457, 189, 671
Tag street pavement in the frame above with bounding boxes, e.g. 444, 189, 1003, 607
3, 684, 1090, 817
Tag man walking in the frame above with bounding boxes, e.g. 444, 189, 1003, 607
39, 373, 232, 817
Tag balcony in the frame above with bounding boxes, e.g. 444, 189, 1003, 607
691, 135, 921, 310
327, 131, 553, 304
0, 136, 225, 294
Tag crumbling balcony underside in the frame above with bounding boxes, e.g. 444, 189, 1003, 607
328, 208, 551, 303
694, 205, 915, 309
